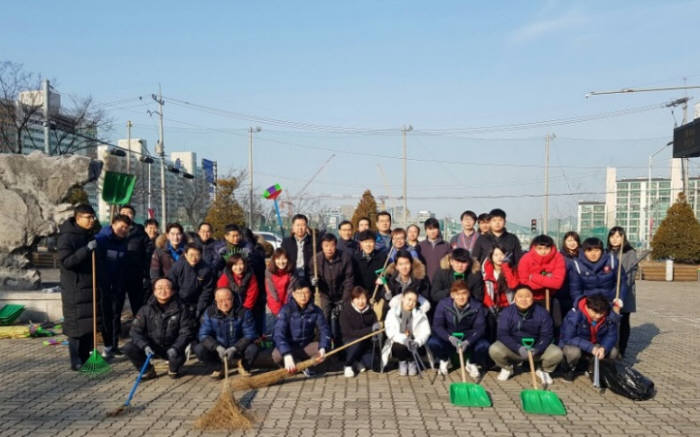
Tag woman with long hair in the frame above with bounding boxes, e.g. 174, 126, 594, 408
607, 226, 637, 357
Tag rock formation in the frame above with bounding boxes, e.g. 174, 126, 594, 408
0, 151, 102, 290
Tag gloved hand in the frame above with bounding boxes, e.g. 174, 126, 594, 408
225, 346, 237, 359
283, 354, 296, 373
371, 322, 382, 331
87, 240, 97, 251
518, 346, 530, 359
144, 346, 154, 357
216, 345, 226, 360
311, 276, 319, 287
375, 276, 387, 285
448, 336, 461, 348
317, 348, 326, 362
406, 339, 419, 352
613, 298, 624, 310
459, 340, 469, 352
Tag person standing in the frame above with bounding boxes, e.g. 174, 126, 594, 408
194, 222, 223, 273
337, 220, 359, 256
167, 243, 216, 320
57, 204, 99, 370
607, 226, 637, 357
450, 210, 479, 253
150, 222, 186, 283
471, 209, 522, 266
559, 231, 581, 315
95, 214, 131, 360
375, 211, 393, 251
281, 214, 318, 279
418, 218, 452, 282
118, 205, 150, 316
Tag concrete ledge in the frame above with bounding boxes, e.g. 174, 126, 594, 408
0, 290, 63, 323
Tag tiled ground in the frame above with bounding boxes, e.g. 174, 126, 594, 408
1, 280, 698, 436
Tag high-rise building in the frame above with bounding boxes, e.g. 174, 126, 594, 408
577, 201, 607, 241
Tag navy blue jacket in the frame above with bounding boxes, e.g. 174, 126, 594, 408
497, 304, 553, 355
557, 249, 578, 312
432, 297, 486, 345
560, 298, 620, 354
198, 304, 257, 352
273, 299, 331, 356
167, 257, 215, 318
568, 253, 628, 304
95, 225, 128, 292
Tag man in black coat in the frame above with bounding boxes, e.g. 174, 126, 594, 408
166, 243, 216, 320
193, 222, 223, 272
471, 208, 523, 266
430, 248, 484, 305
58, 204, 99, 370
281, 214, 319, 279
118, 205, 150, 316
122, 278, 196, 379
351, 230, 388, 300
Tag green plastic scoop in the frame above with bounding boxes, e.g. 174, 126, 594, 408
519, 337, 566, 416
449, 333, 491, 407
102, 171, 136, 205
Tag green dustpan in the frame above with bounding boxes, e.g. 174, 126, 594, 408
449, 333, 492, 407
102, 171, 136, 205
520, 338, 566, 416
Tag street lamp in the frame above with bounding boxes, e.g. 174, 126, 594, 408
647, 140, 673, 249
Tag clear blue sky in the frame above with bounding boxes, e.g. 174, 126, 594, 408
3, 0, 699, 225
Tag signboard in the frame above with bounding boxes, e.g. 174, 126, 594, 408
673, 119, 700, 158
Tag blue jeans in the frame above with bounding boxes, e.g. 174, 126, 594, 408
428, 336, 490, 367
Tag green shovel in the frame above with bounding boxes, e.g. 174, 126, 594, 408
519, 337, 566, 416
102, 171, 136, 206
449, 333, 491, 407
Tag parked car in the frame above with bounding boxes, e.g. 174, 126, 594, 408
255, 231, 283, 251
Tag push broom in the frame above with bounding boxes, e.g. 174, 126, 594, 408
229, 328, 385, 392
80, 251, 111, 376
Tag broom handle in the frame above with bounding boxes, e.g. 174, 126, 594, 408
323, 328, 385, 360
312, 229, 320, 307
457, 345, 467, 383
370, 245, 394, 304
222, 356, 228, 394
614, 248, 623, 301
125, 354, 152, 407
527, 349, 538, 390
545, 289, 550, 313
92, 250, 97, 350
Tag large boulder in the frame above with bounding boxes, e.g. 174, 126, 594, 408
0, 151, 102, 290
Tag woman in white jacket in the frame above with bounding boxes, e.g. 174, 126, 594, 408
381, 287, 431, 376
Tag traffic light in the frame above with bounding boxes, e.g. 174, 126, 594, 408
530, 219, 537, 233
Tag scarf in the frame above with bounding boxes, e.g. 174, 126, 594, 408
167, 242, 183, 261
579, 298, 606, 344
399, 309, 413, 335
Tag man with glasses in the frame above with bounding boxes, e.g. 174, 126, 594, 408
57, 204, 99, 370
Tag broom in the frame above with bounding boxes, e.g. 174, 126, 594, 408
80, 251, 111, 376
195, 356, 255, 430
106, 353, 153, 417
229, 328, 385, 391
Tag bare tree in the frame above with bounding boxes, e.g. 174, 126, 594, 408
51, 94, 112, 155
0, 61, 42, 154
179, 174, 211, 229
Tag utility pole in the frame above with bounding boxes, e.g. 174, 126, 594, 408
543, 133, 555, 235
401, 125, 413, 227
152, 86, 167, 231
126, 120, 133, 173
42, 79, 50, 155
248, 126, 261, 229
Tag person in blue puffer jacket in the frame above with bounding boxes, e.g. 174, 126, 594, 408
194, 287, 259, 378
272, 279, 331, 377
559, 293, 620, 381
568, 238, 627, 312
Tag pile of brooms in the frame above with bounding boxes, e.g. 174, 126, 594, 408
194, 328, 385, 431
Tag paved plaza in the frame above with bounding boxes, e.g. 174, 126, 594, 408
1, 280, 698, 437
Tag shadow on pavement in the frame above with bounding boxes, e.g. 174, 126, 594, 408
626, 322, 660, 364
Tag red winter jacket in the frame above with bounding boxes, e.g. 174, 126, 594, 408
217, 271, 259, 310
482, 259, 519, 309
517, 246, 566, 301
265, 270, 292, 316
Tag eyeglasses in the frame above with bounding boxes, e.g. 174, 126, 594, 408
78, 214, 96, 221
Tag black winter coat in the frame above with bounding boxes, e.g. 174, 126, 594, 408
57, 218, 98, 337
125, 223, 150, 278
430, 259, 484, 304
471, 230, 523, 266
281, 234, 318, 277
315, 251, 354, 302
384, 259, 431, 302
166, 258, 215, 318
352, 249, 388, 294
130, 296, 195, 352
339, 303, 377, 342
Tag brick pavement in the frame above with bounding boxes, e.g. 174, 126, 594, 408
1, 280, 698, 436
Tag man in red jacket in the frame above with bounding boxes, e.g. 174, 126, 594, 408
517, 235, 566, 331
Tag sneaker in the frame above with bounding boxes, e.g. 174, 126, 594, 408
497, 368, 512, 381
185, 344, 192, 362
113, 347, 124, 357
562, 368, 576, 383
101, 346, 114, 361
344, 366, 355, 378
141, 366, 157, 381
438, 360, 449, 376
398, 361, 408, 376
465, 361, 480, 380
536, 369, 553, 386
408, 361, 417, 376
168, 370, 180, 379
302, 368, 316, 378
210, 369, 223, 379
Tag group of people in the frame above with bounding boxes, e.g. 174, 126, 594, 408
58, 204, 638, 386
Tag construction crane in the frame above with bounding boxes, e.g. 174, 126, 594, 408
279, 154, 335, 218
